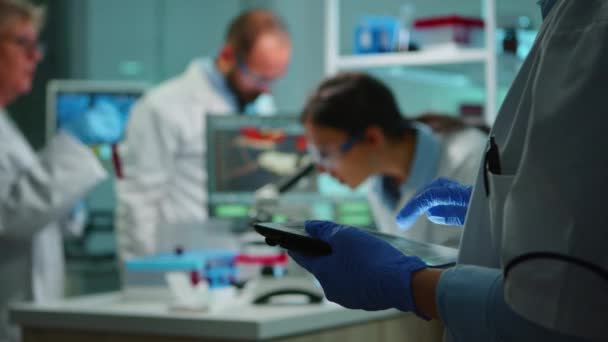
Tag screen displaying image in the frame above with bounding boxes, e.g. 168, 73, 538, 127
207, 116, 316, 194
211, 125, 313, 192
206, 115, 372, 225
55, 92, 140, 145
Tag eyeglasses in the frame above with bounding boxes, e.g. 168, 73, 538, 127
307, 133, 363, 169
237, 57, 275, 90
3, 34, 44, 55
3, 34, 45, 56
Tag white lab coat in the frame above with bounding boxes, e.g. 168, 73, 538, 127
115, 58, 275, 261
0, 111, 105, 342
32, 205, 88, 303
457, 1, 608, 340
369, 127, 486, 247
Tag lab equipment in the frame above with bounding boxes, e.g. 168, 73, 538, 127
242, 275, 324, 305
411, 15, 484, 50
123, 249, 238, 300
236, 232, 324, 305
288, 220, 427, 313
396, 178, 472, 229
354, 16, 400, 54
234, 248, 288, 284
46, 80, 147, 147
254, 222, 333, 256
249, 161, 316, 223
396, 4, 417, 52
165, 271, 211, 310
502, 27, 518, 54
205, 115, 372, 226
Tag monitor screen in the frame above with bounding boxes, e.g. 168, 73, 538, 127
47, 80, 147, 146
206, 115, 373, 226
46, 81, 148, 213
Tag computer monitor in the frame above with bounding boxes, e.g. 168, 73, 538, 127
46, 80, 148, 212
206, 115, 373, 227
46, 80, 148, 145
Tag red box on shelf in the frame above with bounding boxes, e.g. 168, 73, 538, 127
413, 15, 485, 49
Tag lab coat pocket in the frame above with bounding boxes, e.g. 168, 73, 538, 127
487, 172, 514, 240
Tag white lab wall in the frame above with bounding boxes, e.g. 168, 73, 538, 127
161, 0, 243, 78
79, 0, 164, 81
264, 0, 326, 112
66, 0, 242, 82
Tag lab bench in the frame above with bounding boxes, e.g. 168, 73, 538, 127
10, 292, 443, 341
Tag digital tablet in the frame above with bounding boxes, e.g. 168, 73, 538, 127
254, 221, 457, 267
253, 222, 332, 256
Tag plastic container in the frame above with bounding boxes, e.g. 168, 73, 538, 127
412, 15, 484, 50
354, 16, 401, 54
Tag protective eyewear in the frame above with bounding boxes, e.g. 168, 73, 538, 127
307, 133, 362, 169
3, 34, 45, 56
237, 58, 274, 89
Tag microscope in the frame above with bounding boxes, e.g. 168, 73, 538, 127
240, 161, 325, 305
248, 161, 316, 224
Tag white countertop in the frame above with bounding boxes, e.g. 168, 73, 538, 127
9, 292, 405, 340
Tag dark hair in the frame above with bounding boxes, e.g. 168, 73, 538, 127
301, 72, 413, 141
225, 9, 289, 58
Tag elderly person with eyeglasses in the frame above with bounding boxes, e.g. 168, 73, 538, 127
0, 1, 121, 340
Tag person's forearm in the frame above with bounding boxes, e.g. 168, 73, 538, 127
0, 133, 105, 238
411, 268, 443, 319
434, 265, 590, 341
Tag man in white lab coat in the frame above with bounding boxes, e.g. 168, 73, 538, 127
115, 9, 291, 261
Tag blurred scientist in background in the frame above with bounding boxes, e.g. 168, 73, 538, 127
115, 9, 291, 261
301, 73, 486, 247
0, 0, 121, 340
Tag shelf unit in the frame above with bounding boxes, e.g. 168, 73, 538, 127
324, 0, 498, 123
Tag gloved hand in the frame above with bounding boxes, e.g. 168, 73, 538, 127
288, 220, 427, 313
396, 178, 472, 230
62, 100, 123, 145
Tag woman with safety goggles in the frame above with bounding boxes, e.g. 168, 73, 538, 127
300, 72, 486, 247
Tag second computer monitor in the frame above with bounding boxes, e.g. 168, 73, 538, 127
206, 114, 372, 226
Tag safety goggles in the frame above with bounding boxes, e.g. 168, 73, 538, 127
307, 133, 363, 169
237, 58, 275, 90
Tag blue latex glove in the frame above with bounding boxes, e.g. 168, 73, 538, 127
288, 220, 428, 313
62, 100, 123, 145
396, 178, 472, 230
